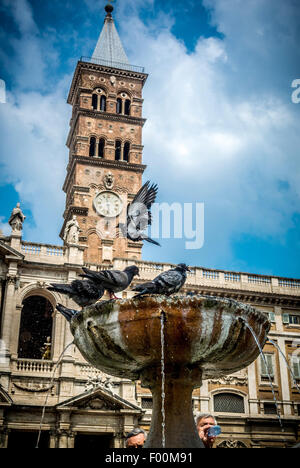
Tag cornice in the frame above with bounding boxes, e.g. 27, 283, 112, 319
184, 284, 300, 307
62, 156, 146, 193
66, 109, 146, 148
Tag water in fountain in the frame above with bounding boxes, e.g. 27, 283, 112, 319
267, 338, 300, 394
160, 311, 166, 448
241, 320, 284, 431
35, 341, 74, 448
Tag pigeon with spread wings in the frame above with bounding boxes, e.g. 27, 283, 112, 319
117, 180, 161, 246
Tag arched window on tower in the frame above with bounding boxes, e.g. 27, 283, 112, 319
100, 95, 106, 112
92, 93, 98, 110
98, 138, 105, 158
123, 142, 130, 162
89, 136, 96, 157
124, 99, 131, 116
115, 140, 122, 161
18, 296, 53, 360
116, 98, 122, 114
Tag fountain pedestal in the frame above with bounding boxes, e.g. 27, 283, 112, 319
70, 295, 270, 448
141, 366, 204, 448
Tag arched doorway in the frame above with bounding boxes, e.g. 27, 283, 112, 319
18, 296, 53, 359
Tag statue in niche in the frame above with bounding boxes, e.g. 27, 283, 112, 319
8, 203, 26, 232
63, 215, 81, 244
104, 172, 114, 190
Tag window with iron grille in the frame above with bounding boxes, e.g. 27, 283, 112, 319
264, 403, 277, 415
141, 398, 153, 409
214, 393, 245, 413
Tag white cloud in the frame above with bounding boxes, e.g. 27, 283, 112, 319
117, 0, 300, 267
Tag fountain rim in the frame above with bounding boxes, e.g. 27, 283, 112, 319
71, 293, 270, 327
70, 294, 270, 382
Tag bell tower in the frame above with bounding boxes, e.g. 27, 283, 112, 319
61, 3, 148, 265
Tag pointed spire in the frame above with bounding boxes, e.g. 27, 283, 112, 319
92, 3, 129, 67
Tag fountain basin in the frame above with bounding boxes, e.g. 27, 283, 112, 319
70, 295, 270, 447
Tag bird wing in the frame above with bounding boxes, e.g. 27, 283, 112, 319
127, 181, 158, 227
82, 269, 128, 290
72, 280, 103, 300
47, 283, 73, 295
154, 270, 182, 288
81, 267, 118, 284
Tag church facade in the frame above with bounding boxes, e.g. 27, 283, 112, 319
0, 4, 299, 448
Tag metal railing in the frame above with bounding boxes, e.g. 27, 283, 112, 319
80, 56, 145, 73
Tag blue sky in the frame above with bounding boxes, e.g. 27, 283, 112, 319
0, 0, 299, 278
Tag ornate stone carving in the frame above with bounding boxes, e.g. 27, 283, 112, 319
12, 381, 54, 393
217, 439, 247, 448
84, 374, 115, 393
81, 397, 118, 410
209, 370, 248, 386
103, 172, 114, 190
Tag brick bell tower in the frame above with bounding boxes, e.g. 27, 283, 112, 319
60, 3, 148, 265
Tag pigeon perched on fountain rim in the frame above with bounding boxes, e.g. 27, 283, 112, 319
80, 265, 140, 299
117, 180, 161, 246
47, 279, 104, 308
132, 263, 190, 297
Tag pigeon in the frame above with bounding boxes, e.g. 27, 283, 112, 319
47, 279, 104, 308
80, 265, 140, 300
132, 263, 190, 297
55, 303, 80, 322
117, 180, 161, 246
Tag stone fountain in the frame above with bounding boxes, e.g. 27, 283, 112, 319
70, 294, 270, 448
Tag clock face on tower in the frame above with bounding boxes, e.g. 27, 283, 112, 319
93, 191, 123, 218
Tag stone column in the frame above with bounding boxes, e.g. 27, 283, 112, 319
58, 430, 69, 448
274, 306, 284, 332
113, 433, 124, 448
120, 142, 125, 161
248, 362, 259, 414
199, 380, 210, 412
277, 337, 292, 415
141, 366, 205, 448
49, 430, 58, 449
0, 274, 17, 361
68, 431, 75, 448
0, 428, 9, 448
95, 139, 99, 157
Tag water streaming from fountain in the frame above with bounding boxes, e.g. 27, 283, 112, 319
267, 338, 300, 394
241, 320, 284, 431
35, 341, 74, 449
160, 311, 166, 448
